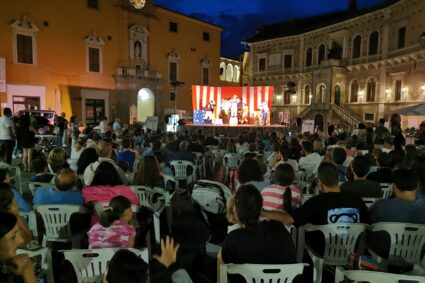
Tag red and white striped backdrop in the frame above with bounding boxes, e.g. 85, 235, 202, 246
192, 85, 274, 116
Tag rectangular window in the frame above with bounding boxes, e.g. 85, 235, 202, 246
169, 21, 178, 33
202, 67, 209, 85
169, 62, 177, 82
284, 54, 292, 69
364, 113, 375, 121
398, 27, 406, 49
258, 58, 266, 72
395, 80, 402, 101
203, 32, 210, 42
16, 34, 33, 64
87, 0, 99, 10
88, 47, 100, 72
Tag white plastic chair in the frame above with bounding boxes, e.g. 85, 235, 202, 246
20, 210, 38, 238
219, 263, 308, 283
379, 183, 393, 198
193, 152, 206, 179
28, 182, 52, 196
7, 165, 24, 194
63, 248, 148, 283
17, 247, 54, 283
35, 205, 88, 248
170, 160, 197, 188
334, 266, 425, 283
368, 222, 425, 270
303, 223, 368, 283
211, 149, 226, 172
362, 197, 380, 209
223, 153, 239, 184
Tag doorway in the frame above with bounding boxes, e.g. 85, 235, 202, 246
85, 99, 105, 126
137, 88, 155, 122
314, 114, 324, 131
335, 85, 341, 106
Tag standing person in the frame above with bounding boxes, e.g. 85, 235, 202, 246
61, 112, 69, 146
69, 114, 79, 146
112, 119, 121, 133
19, 114, 37, 172
99, 116, 108, 135
0, 108, 15, 164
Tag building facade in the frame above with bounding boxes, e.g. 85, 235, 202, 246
244, 0, 425, 130
0, 0, 222, 126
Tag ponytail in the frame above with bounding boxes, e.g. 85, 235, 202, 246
283, 187, 293, 214
99, 196, 131, 228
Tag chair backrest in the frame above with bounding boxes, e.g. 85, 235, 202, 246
170, 160, 195, 180
219, 263, 307, 283
129, 185, 165, 211
17, 247, 53, 282
335, 268, 425, 283
379, 183, 393, 198
305, 223, 367, 265
211, 149, 226, 163
5, 165, 23, 194
223, 153, 239, 169
35, 205, 86, 240
28, 182, 52, 196
371, 222, 425, 265
362, 197, 380, 209
63, 248, 148, 283
20, 210, 38, 237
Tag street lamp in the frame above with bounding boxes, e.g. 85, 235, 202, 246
170, 80, 185, 130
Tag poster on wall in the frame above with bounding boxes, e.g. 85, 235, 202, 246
302, 119, 315, 134
0, 58, 6, 92
145, 116, 158, 131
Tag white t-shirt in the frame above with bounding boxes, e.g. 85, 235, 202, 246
0, 116, 13, 140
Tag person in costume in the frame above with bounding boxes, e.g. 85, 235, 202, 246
229, 95, 241, 118
259, 101, 269, 126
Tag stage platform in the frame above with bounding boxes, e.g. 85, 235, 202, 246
186, 123, 288, 136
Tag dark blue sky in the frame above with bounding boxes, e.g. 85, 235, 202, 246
154, 0, 386, 57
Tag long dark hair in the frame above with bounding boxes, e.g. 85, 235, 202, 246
134, 155, 161, 187
274, 163, 295, 214
91, 161, 122, 186
99, 196, 131, 228
0, 211, 17, 239
77, 148, 99, 175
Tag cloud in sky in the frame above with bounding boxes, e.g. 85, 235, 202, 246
154, 0, 386, 57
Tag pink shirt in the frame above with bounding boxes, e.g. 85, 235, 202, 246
87, 220, 136, 248
261, 184, 302, 212
82, 185, 139, 206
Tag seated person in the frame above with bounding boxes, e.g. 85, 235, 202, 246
117, 137, 136, 173
134, 155, 175, 191
366, 152, 393, 184
0, 168, 31, 212
32, 168, 84, 205
370, 168, 425, 224
88, 196, 135, 248
0, 211, 36, 283
237, 158, 269, 192
30, 158, 55, 183
332, 147, 347, 183
262, 163, 302, 212
341, 155, 382, 197
0, 185, 32, 246
169, 140, 195, 163
83, 161, 139, 206
218, 184, 296, 283
263, 162, 369, 255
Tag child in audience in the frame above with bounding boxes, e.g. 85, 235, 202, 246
87, 196, 136, 248
30, 158, 55, 183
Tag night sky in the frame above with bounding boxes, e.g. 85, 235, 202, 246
154, 0, 386, 57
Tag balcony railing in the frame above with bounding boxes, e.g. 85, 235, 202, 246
116, 67, 162, 80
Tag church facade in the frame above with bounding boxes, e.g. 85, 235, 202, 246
244, 0, 425, 130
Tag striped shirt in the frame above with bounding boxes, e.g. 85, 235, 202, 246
261, 184, 303, 212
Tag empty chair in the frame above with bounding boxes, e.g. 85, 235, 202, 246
219, 263, 308, 283
303, 223, 368, 283
17, 247, 54, 283
35, 204, 88, 248
63, 248, 148, 283
334, 266, 425, 283
169, 160, 197, 188
368, 222, 425, 271
28, 182, 52, 197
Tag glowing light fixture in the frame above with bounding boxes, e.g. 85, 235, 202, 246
138, 89, 150, 100
130, 0, 145, 9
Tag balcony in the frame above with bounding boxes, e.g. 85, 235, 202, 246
116, 67, 162, 80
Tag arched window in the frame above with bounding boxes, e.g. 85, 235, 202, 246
233, 65, 240, 82
316, 84, 326, 103
318, 44, 326, 65
366, 78, 376, 102
226, 64, 233, 82
219, 62, 226, 81
352, 35, 361, 59
369, 31, 379, 55
304, 85, 311, 104
306, 48, 312, 66
350, 80, 359, 103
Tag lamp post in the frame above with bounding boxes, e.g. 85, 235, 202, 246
170, 80, 185, 131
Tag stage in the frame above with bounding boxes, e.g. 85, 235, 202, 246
186, 123, 288, 136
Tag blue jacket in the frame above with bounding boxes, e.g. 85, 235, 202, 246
33, 188, 84, 206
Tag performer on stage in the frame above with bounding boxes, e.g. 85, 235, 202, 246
220, 98, 231, 124
203, 100, 215, 122
241, 102, 249, 124
259, 101, 269, 126
229, 95, 241, 118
